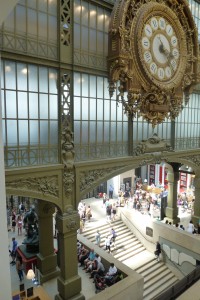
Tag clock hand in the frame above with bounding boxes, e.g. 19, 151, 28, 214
158, 35, 174, 59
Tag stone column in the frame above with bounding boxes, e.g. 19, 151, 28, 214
55, 209, 85, 300
37, 200, 60, 283
165, 164, 180, 224
192, 176, 200, 225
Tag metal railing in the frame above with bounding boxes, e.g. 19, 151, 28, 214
154, 266, 200, 300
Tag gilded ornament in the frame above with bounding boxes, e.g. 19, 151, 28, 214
108, 0, 199, 126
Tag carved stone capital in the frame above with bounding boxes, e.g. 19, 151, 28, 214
38, 201, 55, 217
56, 209, 79, 234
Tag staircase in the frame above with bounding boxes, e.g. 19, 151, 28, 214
82, 219, 179, 300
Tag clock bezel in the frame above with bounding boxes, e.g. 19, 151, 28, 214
131, 3, 187, 90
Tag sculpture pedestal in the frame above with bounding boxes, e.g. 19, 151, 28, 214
17, 245, 38, 274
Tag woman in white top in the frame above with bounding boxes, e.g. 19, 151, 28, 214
187, 220, 194, 234
104, 236, 111, 253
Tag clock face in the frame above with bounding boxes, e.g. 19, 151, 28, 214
141, 16, 180, 82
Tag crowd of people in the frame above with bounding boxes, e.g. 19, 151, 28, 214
8, 202, 40, 283
9, 202, 26, 235
77, 242, 123, 293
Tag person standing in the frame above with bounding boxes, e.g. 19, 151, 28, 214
10, 237, 18, 265
109, 185, 114, 199
16, 255, 24, 281
104, 236, 111, 253
17, 215, 23, 236
154, 241, 161, 262
110, 228, 117, 248
11, 210, 16, 232
111, 203, 117, 221
95, 230, 101, 246
86, 205, 92, 222
106, 205, 112, 223
186, 220, 195, 234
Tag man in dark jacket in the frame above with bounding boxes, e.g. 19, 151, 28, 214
155, 241, 161, 262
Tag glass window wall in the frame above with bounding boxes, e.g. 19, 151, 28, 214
1, 60, 59, 167
73, 72, 128, 160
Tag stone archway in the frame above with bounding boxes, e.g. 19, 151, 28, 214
76, 149, 200, 225
5, 147, 200, 300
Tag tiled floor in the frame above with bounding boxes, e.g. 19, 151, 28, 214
9, 197, 193, 299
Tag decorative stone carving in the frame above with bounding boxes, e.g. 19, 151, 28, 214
6, 176, 58, 197
79, 167, 119, 192
56, 210, 80, 234
61, 121, 75, 198
134, 133, 172, 156
63, 171, 74, 194
186, 155, 200, 166
61, 125, 75, 170
65, 217, 77, 232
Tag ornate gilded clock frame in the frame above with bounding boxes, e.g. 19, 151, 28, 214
108, 0, 199, 127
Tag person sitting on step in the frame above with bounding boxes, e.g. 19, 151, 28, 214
104, 263, 118, 286
83, 248, 96, 270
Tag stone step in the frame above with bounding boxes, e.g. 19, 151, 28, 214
114, 241, 144, 259
81, 217, 179, 300
139, 261, 165, 277
144, 268, 171, 289
144, 277, 178, 300
143, 264, 169, 283
87, 229, 134, 243
83, 220, 123, 234
143, 273, 177, 298
135, 258, 157, 273
117, 246, 146, 262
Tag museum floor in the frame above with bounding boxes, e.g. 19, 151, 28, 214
9, 197, 200, 300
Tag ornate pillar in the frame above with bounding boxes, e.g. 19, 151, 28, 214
165, 163, 180, 224
37, 200, 60, 283
192, 176, 200, 225
55, 210, 84, 300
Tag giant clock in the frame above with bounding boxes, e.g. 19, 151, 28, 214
108, 0, 199, 127
131, 3, 187, 90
